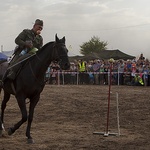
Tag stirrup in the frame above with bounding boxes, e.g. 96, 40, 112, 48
7, 72, 16, 80
0, 80, 3, 87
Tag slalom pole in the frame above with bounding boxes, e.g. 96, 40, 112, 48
93, 58, 119, 137
116, 92, 121, 136
105, 62, 112, 135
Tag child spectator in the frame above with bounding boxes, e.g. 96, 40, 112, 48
131, 71, 144, 86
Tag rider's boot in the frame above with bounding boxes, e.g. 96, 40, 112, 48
7, 63, 22, 80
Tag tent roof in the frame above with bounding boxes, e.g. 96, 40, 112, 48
98, 49, 135, 60
69, 49, 135, 61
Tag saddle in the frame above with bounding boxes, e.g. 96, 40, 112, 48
3, 53, 34, 81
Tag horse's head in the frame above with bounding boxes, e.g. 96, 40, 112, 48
53, 34, 70, 70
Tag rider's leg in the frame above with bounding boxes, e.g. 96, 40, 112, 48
7, 53, 33, 80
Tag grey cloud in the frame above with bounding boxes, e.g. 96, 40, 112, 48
0, 0, 150, 58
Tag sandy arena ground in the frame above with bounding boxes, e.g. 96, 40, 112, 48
0, 85, 150, 150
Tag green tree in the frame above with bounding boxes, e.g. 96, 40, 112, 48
80, 36, 108, 55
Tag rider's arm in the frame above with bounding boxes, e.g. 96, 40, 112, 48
15, 30, 27, 48
15, 29, 32, 49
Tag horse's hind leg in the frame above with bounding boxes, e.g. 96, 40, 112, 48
1, 91, 10, 123
0, 120, 5, 137
1, 91, 10, 131
0, 119, 2, 136
0, 91, 10, 137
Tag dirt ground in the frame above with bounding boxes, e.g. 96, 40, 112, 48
0, 85, 150, 150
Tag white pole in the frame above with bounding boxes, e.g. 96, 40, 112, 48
118, 70, 120, 86
57, 71, 60, 85
116, 92, 121, 136
62, 72, 64, 85
77, 72, 79, 85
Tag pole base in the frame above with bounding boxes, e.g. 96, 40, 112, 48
93, 131, 119, 137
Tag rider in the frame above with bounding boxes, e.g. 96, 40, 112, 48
6, 19, 43, 80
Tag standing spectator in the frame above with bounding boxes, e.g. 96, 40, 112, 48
87, 61, 94, 84
126, 60, 132, 72
123, 61, 131, 85
70, 62, 77, 84
112, 62, 118, 85
92, 59, 100, 85
78, 59, 87, 84
147, 65, 150, 86
45, 65, 51, 84
103, 60, 109, 85
139, 53, 145, 60
131, 61, 136, 81
143, 66, 149, 86
126, 60, 132, 83
99, 63, 105, 85
87, 61, 93, 72
138, 64, 144, 74
117, 59, 125, 85
50, 68, 57, 84
88, 71, 94, 84
50, 62, 60, 84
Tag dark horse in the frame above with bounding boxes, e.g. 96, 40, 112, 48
0, 34, 70, 143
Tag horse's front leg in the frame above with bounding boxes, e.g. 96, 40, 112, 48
8, 98, 27, 136
26, 96, 40, 144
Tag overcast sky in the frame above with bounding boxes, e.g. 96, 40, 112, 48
1, 0, 150, 58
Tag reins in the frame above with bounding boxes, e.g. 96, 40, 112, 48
7, 54, 36, 70
29, 62, 45, 86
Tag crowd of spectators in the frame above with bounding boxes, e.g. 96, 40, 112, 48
45, 53, 150, 86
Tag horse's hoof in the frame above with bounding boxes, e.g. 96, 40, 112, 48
0, 80, 3, 87
27, 138, 34, 144
0, 130, 2, 137
0, 130, 7, 137
8, 128, 13, 136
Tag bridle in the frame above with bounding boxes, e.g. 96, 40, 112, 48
52, 42, 68, 64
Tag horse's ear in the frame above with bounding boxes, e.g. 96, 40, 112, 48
62, 36, 65, 43
55, 34, 59, 42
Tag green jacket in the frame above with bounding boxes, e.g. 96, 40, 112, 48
15, 29, 43, 50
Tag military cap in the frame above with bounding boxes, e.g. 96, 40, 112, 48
35, 19, 43, 26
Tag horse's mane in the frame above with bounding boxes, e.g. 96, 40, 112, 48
37, 41, 54, 54
22, 41, 54, 63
